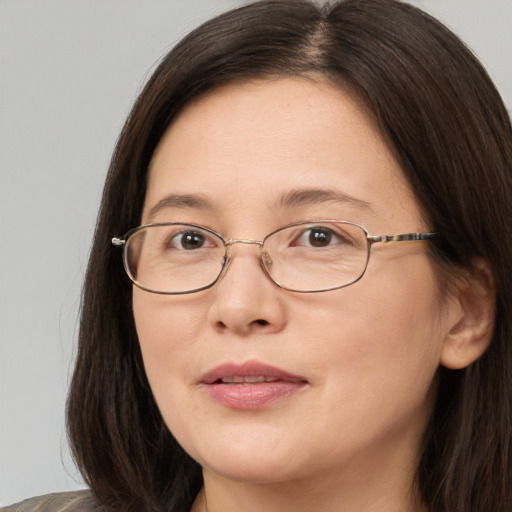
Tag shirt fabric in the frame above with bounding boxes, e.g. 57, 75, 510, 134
2, 491, 98, 512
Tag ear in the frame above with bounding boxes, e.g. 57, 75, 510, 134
440, 259, 496, 370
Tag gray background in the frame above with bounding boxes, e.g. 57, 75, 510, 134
1, 0, 511, 506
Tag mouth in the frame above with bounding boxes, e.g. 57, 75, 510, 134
216, 376, 283, 384
201, 362, 308, 410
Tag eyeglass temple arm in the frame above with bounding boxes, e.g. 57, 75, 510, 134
368, 232, 437, 244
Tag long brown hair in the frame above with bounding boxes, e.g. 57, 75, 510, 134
67, 1, 512, 510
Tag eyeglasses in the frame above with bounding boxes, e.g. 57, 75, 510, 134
111, 221, 437, 294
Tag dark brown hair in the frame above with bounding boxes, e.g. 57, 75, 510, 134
67, 1, 512, 510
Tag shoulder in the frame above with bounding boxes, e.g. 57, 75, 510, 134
2, 490, 100, 512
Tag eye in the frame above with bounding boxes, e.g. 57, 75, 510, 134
168, 230, 209, 250
294, 226, 347, 248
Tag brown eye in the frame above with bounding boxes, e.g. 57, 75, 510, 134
307, 228, 332, 247
295, 227, 340, 248
171, 231, 206, 250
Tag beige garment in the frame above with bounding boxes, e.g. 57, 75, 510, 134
2, 491, 99, 512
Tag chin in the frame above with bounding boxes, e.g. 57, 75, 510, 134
201, 453, 310, 485
177, 425, 315, 484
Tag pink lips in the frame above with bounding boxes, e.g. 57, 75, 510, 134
201, 362, 308, 410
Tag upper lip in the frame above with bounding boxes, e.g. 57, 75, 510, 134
201, 361, 308, 384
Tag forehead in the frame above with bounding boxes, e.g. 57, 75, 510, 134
144, 78, 423, 232
151, 77, 384, 169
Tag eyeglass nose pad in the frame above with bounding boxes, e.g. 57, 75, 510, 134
221, 253, 232, 275
261, 249, 273, 268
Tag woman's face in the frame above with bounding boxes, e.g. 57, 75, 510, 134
134, 78, 453, 487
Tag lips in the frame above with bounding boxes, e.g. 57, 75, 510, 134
201, 362, 308, 409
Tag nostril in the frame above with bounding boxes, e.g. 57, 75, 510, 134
214, 318, 270, 333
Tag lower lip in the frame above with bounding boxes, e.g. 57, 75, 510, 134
204, 381, 306, 409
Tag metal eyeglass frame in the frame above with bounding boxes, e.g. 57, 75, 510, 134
111, 220, 438, 294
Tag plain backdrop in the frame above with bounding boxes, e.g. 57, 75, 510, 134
1, 0, 511, 506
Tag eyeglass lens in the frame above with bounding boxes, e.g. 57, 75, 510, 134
124, 222, 370, 294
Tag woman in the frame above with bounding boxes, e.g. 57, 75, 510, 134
7, 0, 511, 511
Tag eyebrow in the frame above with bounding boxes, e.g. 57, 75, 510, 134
277, 188, 372, 212
147, 193, 215, 220
146, 187, 372, 221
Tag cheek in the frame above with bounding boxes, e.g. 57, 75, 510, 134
132, 289, 206, 397
301, 255, 446, 395
285, 276, 444, 466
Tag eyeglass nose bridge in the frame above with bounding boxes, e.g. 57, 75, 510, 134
219, 238, 274, 282
222, 238, 266, 267
224, 238, 264, 247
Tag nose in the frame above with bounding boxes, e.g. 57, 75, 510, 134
207, 242, 287, 336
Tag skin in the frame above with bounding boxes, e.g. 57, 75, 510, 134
133, 77, 469, 512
